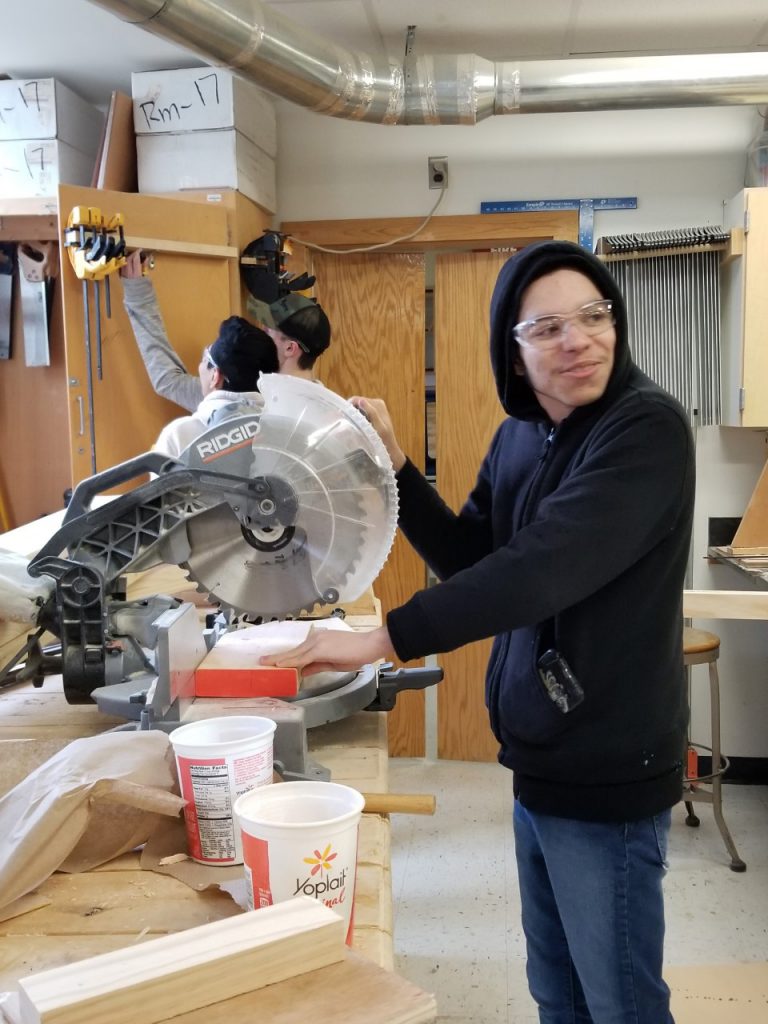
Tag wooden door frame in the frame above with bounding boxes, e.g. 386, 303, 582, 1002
279, 211, 579, 759
280, 210, 579, 252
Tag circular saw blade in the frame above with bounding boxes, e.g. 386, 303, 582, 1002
179, 375, 398, 619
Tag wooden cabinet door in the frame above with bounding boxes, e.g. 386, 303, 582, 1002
312, 251, 427, 756
434, 251, 509, 761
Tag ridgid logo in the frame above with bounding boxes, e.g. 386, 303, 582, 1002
293, 843, 348, 910
196, 419, 261, 462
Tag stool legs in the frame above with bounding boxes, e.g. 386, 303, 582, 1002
684, 658, 746, 872
707, 660, 746, 872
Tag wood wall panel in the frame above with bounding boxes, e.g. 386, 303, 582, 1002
0, 272, 70, 527
311, 252, 427, 756
57, 184, 232, 486
435, 251, 509, 762
177, 190, 274, 314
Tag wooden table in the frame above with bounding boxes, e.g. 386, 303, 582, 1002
0, 683, 394, 991
0, 507, 394, 993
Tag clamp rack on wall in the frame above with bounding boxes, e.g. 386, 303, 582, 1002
63, 207, 127, 474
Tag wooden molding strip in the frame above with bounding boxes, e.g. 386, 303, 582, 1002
18, 897, 345, 1024
683, 589, 768, 620
125, 234, 238, 259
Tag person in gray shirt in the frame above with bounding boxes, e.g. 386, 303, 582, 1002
120, 251, 332, 412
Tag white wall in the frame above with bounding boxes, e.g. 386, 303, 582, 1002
276, 99, 768, 759
275, 102, 758, 227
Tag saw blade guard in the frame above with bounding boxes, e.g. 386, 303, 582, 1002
178, 374, 398, 618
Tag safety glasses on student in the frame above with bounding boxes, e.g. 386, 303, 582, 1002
203, 346, 218, 369
513, 299, 615, 350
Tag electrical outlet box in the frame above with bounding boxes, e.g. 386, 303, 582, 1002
428, 156, 449, 190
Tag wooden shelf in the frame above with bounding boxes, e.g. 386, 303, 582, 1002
0, 197, 58, 218
0, 197, 59, 242
598, 240, 730, 263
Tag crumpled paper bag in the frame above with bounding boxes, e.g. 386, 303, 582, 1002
0, 731, 185, 911
0, 549, 52, 625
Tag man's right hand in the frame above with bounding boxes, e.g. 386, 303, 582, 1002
350, 396, 407, 472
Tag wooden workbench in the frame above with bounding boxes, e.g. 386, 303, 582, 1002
0, 685, 393, 978
0, 506, 394, 996
0, 684, 393, 996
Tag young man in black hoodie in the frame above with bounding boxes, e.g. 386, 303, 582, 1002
263, 241, 695, 1023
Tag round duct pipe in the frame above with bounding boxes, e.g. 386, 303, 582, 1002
87, 0, 768, 125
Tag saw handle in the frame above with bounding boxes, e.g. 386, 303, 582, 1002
361, 792, 436, 816
64, 451, 173, 521
366, 663, 444, 712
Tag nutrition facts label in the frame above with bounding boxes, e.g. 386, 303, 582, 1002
177, 750, 273, 863
177, 757, 237, 862
189, 762, 236, 860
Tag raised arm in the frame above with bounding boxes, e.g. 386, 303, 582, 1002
120, 253, 203, 413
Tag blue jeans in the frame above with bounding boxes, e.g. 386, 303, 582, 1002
513, 800, 674, 1024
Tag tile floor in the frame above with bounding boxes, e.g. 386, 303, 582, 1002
388, 758, 768, 1023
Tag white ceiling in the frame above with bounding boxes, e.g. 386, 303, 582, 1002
3, 0, 768, 111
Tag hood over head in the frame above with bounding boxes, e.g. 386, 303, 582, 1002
489, 241, 631, 420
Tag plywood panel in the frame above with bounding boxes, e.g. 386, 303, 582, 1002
95, 92, 137, 194
311, 252, 427, 757
731, 454, 768, 547
434, 252, 509, 762
57, 184, 232, 484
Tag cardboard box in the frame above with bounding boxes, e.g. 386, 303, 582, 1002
131, 67, 277, 156
0, 78, 103, 154
0, 139, 96, 198
137, 129, 276, 212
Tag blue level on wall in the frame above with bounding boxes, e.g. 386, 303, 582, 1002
480, 197, 638, 251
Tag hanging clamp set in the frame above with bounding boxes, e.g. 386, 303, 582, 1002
63, 206, 127, 473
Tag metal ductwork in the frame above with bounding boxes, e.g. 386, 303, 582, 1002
87, 0, 768, 125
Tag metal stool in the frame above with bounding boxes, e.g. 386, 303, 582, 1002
682, 627, 746, 872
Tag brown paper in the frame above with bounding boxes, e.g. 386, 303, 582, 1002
139, 770, 286, 895
140, 816, 244, 890
0, 731, 185, 911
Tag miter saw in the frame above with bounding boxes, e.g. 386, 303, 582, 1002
15, 375, 442, 779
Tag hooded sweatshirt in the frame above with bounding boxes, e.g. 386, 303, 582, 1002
153, 389, 264, 460
386, 241, 695, 822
